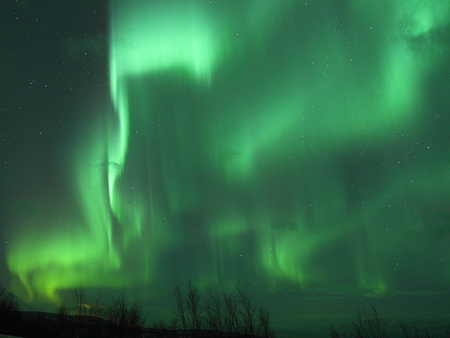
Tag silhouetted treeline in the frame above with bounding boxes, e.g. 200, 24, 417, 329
5, 282, 450, 338
170, 280, 275, 338
0, 281, 275, 338
330, 306, 450, 338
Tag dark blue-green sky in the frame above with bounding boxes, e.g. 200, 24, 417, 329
1, 1, 450, 336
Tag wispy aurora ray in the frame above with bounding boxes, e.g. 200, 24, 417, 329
107, 0, 220, 243
7, 0, 222, 302
5, 0, 450, 305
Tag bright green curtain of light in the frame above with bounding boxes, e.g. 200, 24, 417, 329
6, 0, 449, 303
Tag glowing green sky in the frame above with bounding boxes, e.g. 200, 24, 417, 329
1, 0, 450, 334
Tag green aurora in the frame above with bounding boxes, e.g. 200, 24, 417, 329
3, 0, 450, 328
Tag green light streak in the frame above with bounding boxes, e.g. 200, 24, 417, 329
109, 1, 219, 84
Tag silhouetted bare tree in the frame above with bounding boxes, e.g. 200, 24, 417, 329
105, 294, 145, 332
186, 279, 202, 330
0, 283, 20, 312
171, 285, 187, 330
203, 286, 223, 331
257, 306, 275, 338
0, 283, 21, 332
352, 306, 388, 338
88, 295, 105, 318
223, 291, 240, 334
170, 280, 275, 337
236, 285, 256, 335
333, 306, 388, 338
72, 286, 87, 316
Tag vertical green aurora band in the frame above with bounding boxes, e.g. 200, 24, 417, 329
107, 0, 219, 243
6, 0, 450, 302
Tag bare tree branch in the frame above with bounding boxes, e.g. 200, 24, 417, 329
72, 286, 87, 316
186, 279, 202, 330
223, 291, 240, 334
204, 286, 223, 331
236, 285, 256, 336
171, 285, 187, 330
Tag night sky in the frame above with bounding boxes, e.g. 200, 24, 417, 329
2, 0, 450, 336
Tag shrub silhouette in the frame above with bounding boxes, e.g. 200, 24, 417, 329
331, 306, 388, 338
330, 306, 450, 338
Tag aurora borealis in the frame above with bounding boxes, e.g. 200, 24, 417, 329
1, 0, 450, 335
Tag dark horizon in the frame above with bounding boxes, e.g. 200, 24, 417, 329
2, 285, 450, 338
1, 1, 450, 337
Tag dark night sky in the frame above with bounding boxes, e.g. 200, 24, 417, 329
1, 1, 450, 336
